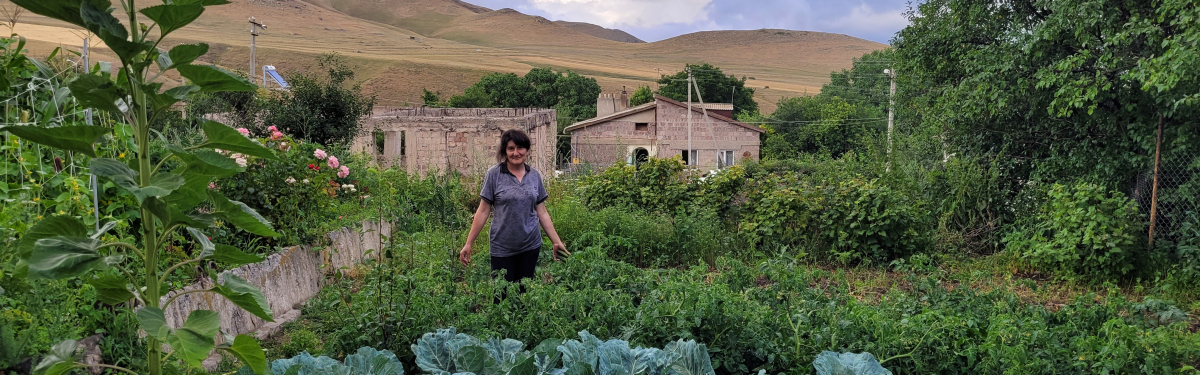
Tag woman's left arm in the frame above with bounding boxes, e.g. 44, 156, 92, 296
535, 202, 570, 261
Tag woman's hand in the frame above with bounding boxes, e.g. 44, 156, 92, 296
552, 241, 569, 262
459, 245, 472, 266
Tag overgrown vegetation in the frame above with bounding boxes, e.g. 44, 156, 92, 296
4, 0, 1200, 374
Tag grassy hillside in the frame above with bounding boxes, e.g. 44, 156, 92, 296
3, 0, 888, 114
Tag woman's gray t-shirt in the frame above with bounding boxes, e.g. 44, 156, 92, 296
479, 163, 548, 257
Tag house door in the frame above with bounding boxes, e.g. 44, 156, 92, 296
634, 148, 649, 166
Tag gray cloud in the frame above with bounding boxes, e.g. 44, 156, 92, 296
466, 0, 908, 43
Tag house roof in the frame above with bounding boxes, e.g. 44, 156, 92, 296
683, 102, 734, 111
653, 95, 765, 133
564, 95, 764, 134
563, 101, 657, 133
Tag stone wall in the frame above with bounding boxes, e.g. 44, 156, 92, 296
160, 220, 392, 353
352, 108, 557, 176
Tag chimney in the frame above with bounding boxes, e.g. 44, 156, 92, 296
619, 86, 629, 111
597, 93, 619, 117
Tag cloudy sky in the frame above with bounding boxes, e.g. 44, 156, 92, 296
465, 0, 911, 44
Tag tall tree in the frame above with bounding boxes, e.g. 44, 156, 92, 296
628, 86, 654, 107
263, 53, 375, 147
656, 63, 757, 116
894, 0, 1200, 193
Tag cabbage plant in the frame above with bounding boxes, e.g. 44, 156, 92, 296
413, 329, 713, 375
812, 351, 892, 375
246, 347, 404, 375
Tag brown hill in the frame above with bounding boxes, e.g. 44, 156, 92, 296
554, 21, 645, 43
5, 0, 888, 114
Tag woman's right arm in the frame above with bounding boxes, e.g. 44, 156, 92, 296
460, 199, 492, 266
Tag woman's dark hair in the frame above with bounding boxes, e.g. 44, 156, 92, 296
496, 129, 532, 163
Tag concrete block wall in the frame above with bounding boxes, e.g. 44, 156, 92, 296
160, 220, 393, 353
357, 108, 556, 176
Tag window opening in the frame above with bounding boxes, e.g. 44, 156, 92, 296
635, 122, 648, 131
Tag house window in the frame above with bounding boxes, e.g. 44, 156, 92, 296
719, 150, 735, 168
680, 149, 697, 166
635, 122, 648, 131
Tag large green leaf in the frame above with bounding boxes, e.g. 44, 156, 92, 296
88, 273, 134, 305
210, 191, 280, 237
1, 125, 109, 157
143, 81, 180, 113
32, 339, 79, 375
8, 0, 109, 28
220, 335, 268, 375
453, 345, 491, 374
140, 4, 204, 39
197, 120, 278, 160
162, 173, 213, 210
187, 227, 216, 258
145, 197, 214, 229
210, 274, 274, 321
68, 74, 125, 114
136, 307, 171, 341
168, 310, 221, 368
90, 158, 185, 202
178, 64, 256, 93
168, 145, 243, 177
168, 43, 209, 68
80, 1, 148, 61
18, 215, 87, 259
27, 236, 106, 279
210, 245, 265, 267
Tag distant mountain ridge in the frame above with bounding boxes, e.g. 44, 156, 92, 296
554, 21, 645, 43
5, 0, 887, 115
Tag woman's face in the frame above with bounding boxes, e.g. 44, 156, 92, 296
506, 140, 528, 166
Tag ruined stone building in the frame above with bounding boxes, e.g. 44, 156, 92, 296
352, 108, 557, 176
565, 94, 763, 170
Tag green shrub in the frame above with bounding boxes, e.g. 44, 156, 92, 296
579, 157, 691, 213
280, 328, 323, 357
742, 176, 928, 264
1005, 183, 1143, 280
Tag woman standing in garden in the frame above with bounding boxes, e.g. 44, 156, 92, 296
460, 129, 568, 289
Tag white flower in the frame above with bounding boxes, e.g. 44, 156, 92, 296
302, 179, 310, 184
341, 184, 355, 190
285, 177, 297, 184
235, 157, 248, 168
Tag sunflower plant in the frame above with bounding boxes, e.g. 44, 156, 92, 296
1, 0, 280, 374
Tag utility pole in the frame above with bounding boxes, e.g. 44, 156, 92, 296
692, 76, 719, 168
687, 67, 693, 167
249, 17, 266, 82
84, 36, 99, 230
885, 68, 896, 172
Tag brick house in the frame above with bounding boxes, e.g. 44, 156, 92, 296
565, 94, 764, 170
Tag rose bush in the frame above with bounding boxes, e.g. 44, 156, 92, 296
214, 128, 363, 252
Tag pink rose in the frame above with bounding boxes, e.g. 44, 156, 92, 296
314, 149, 328, 160
237, 128, 250, 137
235, 157, 248, 168
327, 156, 339, 169
271, 131, 283, 140
268, 125, 278, 132
337, 166, 350, 178
208, 182, 219, 190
